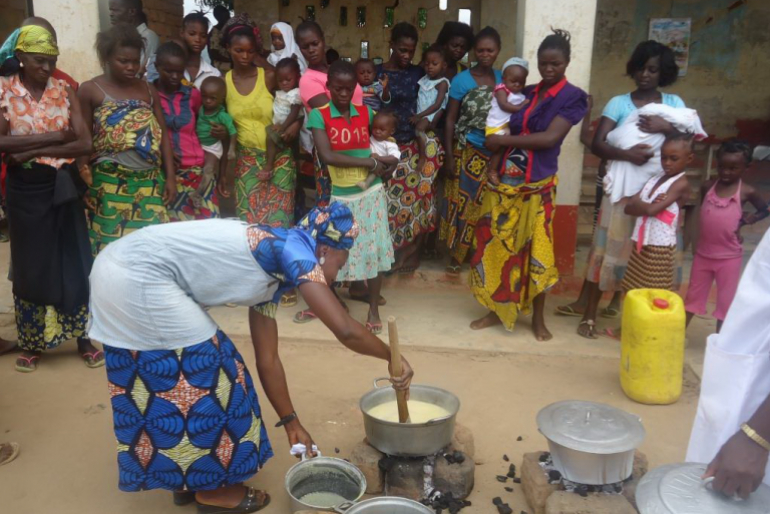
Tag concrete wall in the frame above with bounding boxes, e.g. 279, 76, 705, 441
590, 0, 770, 141
480, 0, 517, 60
238, 0, 483, 62
0, 0, 28, 45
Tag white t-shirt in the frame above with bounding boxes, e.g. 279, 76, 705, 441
370, 138, 401, 160
486, 83, 527, 130
273, 88, 303, 125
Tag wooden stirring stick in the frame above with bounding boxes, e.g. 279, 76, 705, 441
387, 316, 410, 423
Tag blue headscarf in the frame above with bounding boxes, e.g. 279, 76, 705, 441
298, 203, 359, 251
0, 29, 20, 68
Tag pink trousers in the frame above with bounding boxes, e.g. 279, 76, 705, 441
684, 254, 743, 321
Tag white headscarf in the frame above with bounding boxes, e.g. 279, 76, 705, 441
267, 22, 307, 73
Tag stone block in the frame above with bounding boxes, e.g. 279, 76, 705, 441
622, 450, 648, 510
383, 457, 426, 500
349, 440, 385, 495
521, 452, 563, 514
447, 422, 476, 460
434, 452, 475, 500
545, 491, 637, 514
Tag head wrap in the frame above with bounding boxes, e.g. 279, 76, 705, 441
14, 25, 59, 56
268, 22, 307, 73
503, 57, 529, 72
221, 13, 261, 47
298, 203, 359, 251
0, 29, 20, 67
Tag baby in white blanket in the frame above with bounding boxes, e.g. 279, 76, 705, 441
603, 103, 707, 204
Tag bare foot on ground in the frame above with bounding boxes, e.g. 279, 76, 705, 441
470, 311, 501, 330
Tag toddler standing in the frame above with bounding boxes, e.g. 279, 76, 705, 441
358, 111, 401, 190
684, 140, 766, 332
263, 58, 304, 178
356, 59, 390, 111
486, 57, 530, 185
622, 132, 693, 293
410, 45, 450, 172
197, 76, 237, 197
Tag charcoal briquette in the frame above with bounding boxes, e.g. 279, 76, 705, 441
493, 497, 503, 506
454, 453, 465, 464
504, 486, 514, 492
513, 477, 521, 484
503, 454, 509, 462
497, 504, 513, 514
507, 464, 517, 478
496, 475, 508, 482
548, 470, 561, 481
613, 484, 623, 493
516, 436, 523, 441
539, 452, 550, 462
334, 447, 340, 454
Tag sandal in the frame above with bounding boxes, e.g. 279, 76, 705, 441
445, 264, 461, 276
280, 291, 298, 308
0, 442, 20, 466
197, 488, 271, 513
15, 353, 40, 373
555, 305, 585, 317
366, 322, 383, 335
577, 320, 598, 340
81, 350, 106, 369
293, 309, 318, 324
600, 307, 620, 319
174, 491, 196, 506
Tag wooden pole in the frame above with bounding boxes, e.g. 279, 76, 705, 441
387, 316, 410, 423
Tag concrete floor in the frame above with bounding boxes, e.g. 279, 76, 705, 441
0, 237, 716, 513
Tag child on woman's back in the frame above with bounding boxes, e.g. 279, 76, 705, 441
409, 45, 450, 172
622, 132, 694, 293
486, 58, 530, 185
684, 140, 766, 332
263, 58, 303, 178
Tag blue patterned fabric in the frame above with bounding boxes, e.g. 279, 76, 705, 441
375, 64, 425, 144
104, 330, 273, 492
247, 226, 327, 308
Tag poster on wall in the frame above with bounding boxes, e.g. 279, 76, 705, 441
649, 18, 691, 76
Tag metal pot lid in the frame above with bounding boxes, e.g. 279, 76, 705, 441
339, 497, 434, 513
536, 400, 645, 454
637, 463, 770, 514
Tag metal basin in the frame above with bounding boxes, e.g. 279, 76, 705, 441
360, 379, 460, 457
285, 454, 367, 512
335, 497, 434, 514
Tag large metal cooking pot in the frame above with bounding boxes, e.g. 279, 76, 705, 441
335, 497, 434, 514
637, 463, 770, 513
537, 400, 646, 485
285, 452, 367, 512
360, 378, 460, 457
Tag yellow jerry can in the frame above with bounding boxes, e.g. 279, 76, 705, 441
620, 289, 685, 405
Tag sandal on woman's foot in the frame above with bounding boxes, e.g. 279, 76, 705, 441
174, 491, 196, 506
366, 322, 383, 335
197, 488, 270, 513
555, 305, 584, 317
577, 320, 598, 340
280, 291, 298, 308
15, 354, 40, 373
81, 350, 106, 369
293, 309, 318, 324
600, 306, 620, 319
0, 442, 20, 466
445, 264, 461, 276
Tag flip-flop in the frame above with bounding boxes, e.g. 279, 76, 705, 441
81, 350, 106, 369
293, 309, 318, 324
366, 322, 383, 335
602, 328, 621, 341
555, 305, 584, 317
197, 488, 271, 513
15, 354, 40, 373
600, 307, 620, 319
0, 442, 20, 466
445, 264, 461, 276
280, 291, 298, 308
348, 292, 387, 306
577, 320, 598, 340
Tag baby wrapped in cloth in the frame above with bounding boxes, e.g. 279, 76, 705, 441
603, 103, 707, 204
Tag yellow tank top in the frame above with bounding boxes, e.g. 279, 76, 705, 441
225, 69, 272, 150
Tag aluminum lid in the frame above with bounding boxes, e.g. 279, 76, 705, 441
536, 400, 646, 454
637, 463, 770, 514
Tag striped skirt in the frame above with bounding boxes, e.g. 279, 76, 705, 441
622, 245, 676, 292
104, 330, 273, 492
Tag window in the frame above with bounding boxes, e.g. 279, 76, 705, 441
458, 9, 471, 26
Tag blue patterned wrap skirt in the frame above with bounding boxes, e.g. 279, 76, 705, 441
104, 330, 273, 492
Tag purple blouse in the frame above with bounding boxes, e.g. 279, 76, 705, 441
509, 78, 588, 183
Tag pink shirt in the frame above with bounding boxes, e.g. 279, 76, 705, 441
697, 181, 745, 260
299, 68, 363, 112
157, 85, 205, 168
